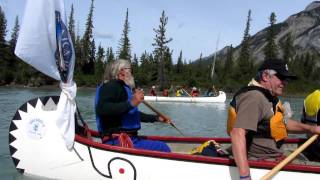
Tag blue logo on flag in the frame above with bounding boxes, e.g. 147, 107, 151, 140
55, 11, 73, 83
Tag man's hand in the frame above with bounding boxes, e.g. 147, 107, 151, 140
131, 89, 144, 107
158, 115, 172, 124
311, 126, 320, 134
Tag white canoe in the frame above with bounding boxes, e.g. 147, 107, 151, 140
8, 96, 320, 180
144, 91, 227, 103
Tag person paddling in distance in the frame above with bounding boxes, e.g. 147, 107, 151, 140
95, 59, 172, 152
191, 87, 199, 97
149, 85, 157, 96
162, 88, 169, 97
176, 86, 184, 97
227, 58, 320, 180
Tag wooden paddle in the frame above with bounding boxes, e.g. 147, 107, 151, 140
260, 134, 319, 180
142, 100, 185, 136
182, 88, 191, 97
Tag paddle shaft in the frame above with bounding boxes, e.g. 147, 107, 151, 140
260, 134, 319, 180
182, 88, 191, 97
142, 100, 185, 136
169, 122, 185, 136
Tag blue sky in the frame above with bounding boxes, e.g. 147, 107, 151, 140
1, 0, 314, 62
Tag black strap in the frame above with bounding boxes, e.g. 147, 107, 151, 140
232, 86, 275, 102
301, 105, 320, 125
76, 103, 86, 126
231, 86, 279, 112
75, 100, 91, 139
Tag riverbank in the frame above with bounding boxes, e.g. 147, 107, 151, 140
1, 83, 97, 90
1, 84, 316, 99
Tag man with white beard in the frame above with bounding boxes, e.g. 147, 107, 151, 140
95, 59, 171, 152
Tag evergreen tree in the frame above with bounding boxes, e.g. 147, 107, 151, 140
96, 44, 105, 62
117, 8, 131, 61
88, 38, 96, 74
68, 4, 76, 46
106, 47, 115, 64
221, 45, 235, 90
0, 6, 6, 45
0, 6, 10, 84
311, 55, 320, 82
148, 53, 158, 84
81, 0, 95, 74
9, 16, 19, 52
8, 16, 20, 83
196, 53, 203, 77
224, 45, 234, 79
237, 9, 253, 83
138, 51, 153, 85
214, 58, 224, 86
163, 48, 173, 86
132, 53, 139, 74
176, 50, 183, 74
74, 26, 82, 74
95, 44, 105, 81
152, 10, 172, 90
264, 12, 278, 60
281, 32, 294, 64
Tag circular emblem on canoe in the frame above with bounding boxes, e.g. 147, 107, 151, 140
27, 119, 46, 139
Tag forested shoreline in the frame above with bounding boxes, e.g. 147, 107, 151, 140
0, 1, 319, 95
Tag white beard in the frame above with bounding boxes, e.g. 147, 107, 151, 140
124, 72, 135, 89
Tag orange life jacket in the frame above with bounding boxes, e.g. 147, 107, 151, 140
227, 86, 288, 147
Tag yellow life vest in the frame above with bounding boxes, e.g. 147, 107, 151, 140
176, 90, 182, 97
302, 90, 320, 124
227, 86, 288, 145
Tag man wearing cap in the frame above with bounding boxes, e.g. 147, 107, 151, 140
227, 58, 320, 180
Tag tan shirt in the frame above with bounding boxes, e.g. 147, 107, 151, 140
234, 88, 283, 158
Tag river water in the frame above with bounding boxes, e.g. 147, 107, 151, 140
0, 86, 306, 179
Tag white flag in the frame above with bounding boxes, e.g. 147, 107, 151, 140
15, 0, 77, 150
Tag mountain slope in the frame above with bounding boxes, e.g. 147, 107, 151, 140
204, 1, 320, 65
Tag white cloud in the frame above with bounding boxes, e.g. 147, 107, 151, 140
94, 31, 114, 40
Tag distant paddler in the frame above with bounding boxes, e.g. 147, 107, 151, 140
149, 85, 157, 96
176, 86, 184, 97
191, 87, 199, 97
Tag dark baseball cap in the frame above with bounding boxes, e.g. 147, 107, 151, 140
258, 58, 297, 80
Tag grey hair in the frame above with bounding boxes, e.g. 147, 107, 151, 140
255, 69, 277, 82
103, 59, 131, 82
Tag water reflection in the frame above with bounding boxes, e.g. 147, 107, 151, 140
139, 101, 229, 137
